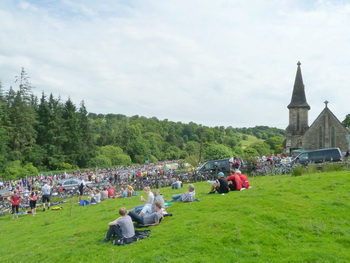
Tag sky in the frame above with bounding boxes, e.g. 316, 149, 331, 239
1, 0, 350, 129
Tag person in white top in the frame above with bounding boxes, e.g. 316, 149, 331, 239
41, 182, 51, 211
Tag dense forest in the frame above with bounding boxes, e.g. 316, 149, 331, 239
0, 69, 292, 179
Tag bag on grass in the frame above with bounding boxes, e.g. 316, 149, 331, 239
113, 230, 151, 245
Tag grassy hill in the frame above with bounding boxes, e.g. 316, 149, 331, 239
1, 171, 350, 263
240, 134, 264, 148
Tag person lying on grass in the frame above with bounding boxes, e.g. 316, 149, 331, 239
207, 172, 229, 194
170, 184, 196, 202
128, 201, 163, 226
134, 189, 165, 216
99, 207, 135, 244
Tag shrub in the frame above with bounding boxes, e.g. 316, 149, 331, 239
305, 163, 318, 173
292, 165, 303, 176
322, 163, 343, 172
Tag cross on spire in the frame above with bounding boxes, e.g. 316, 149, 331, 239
324, 100, 329, 107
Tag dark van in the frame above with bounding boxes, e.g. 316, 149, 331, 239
293, 148, 343, 165
196, 157, 246, 176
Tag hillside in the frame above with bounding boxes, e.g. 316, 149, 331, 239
2, 171, 349, 262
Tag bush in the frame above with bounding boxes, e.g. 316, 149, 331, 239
88, 155, 112, 169
292, 165, 303, 176
59, 162, 73, 170
305, 163, 318, 174
322, 163, 343, 172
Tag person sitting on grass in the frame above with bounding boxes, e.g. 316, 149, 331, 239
99, 207, 135, 244
226, 171, 243, 191
140, 189, 166, 216
208, 172, 229, 194
236, 170, 250, 189
132, 186, 154, 215
128, 201, 163, 226
101, 187, 109, 201
170, 184, 196, 202
107, 185, 115, 198
171, 178, 182, 189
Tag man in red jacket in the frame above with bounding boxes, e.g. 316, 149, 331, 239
226, 171, 243, 191
236, 170, 250, 189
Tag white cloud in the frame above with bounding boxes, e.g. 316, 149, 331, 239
0, 0, 350, 129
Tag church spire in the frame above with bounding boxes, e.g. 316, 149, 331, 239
287, 61, 310, 109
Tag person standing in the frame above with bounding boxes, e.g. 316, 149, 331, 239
10, 190, 21, 219
42, 182, 51, 211
30, 187, 39, 216
79, 178, 88, 201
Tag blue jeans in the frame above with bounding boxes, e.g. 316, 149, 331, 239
105, 225, 123, 240
172, 182, 181, 189
171, 194, 183, 201
128, 211, 144, 225
133, 205, 145, 213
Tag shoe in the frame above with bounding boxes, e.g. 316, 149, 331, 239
43, 208, 46, 212
206, 192, 215, 194
99, 239, 110, 244
164, 213, 173, 217
194, 199, 201, 202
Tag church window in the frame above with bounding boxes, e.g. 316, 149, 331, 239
330, 126, 335, 147
319, 126, 323, 148
297, 111, 300, 131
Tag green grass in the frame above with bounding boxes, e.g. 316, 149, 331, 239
241, 135, 264, 148
1, 171, 350, 262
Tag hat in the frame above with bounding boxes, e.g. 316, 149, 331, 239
235, 170, 241, 174
217, 172, 224, 177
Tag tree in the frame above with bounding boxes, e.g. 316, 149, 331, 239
61, 98, 80, 165
342, 114, 350, 130
265, 137, 284, 154
98, 145, 125, 164
203, 143, 232, 161
7, 69, 37, 161
249, 142, 271, 156
77, 100, 96, 167
88, 155, 112, 169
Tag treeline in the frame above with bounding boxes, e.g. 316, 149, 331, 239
0, 69, 285, 179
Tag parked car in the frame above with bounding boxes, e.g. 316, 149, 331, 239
292, 148, 343, 166
56, 179, 93, 190
196, 157, 246, 176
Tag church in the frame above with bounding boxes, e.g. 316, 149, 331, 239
283, 61, 349, 156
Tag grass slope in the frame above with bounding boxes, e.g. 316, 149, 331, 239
1, 172, 350, 263
240, 135, 263, 148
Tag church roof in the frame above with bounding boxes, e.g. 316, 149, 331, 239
287, 61, 311, 109
305, 102, 349, 136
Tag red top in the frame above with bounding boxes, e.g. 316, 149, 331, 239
108, 188, 115, 197
238, 174, 250, 189
11, 194, 21, 205
227, 174, 242, 191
